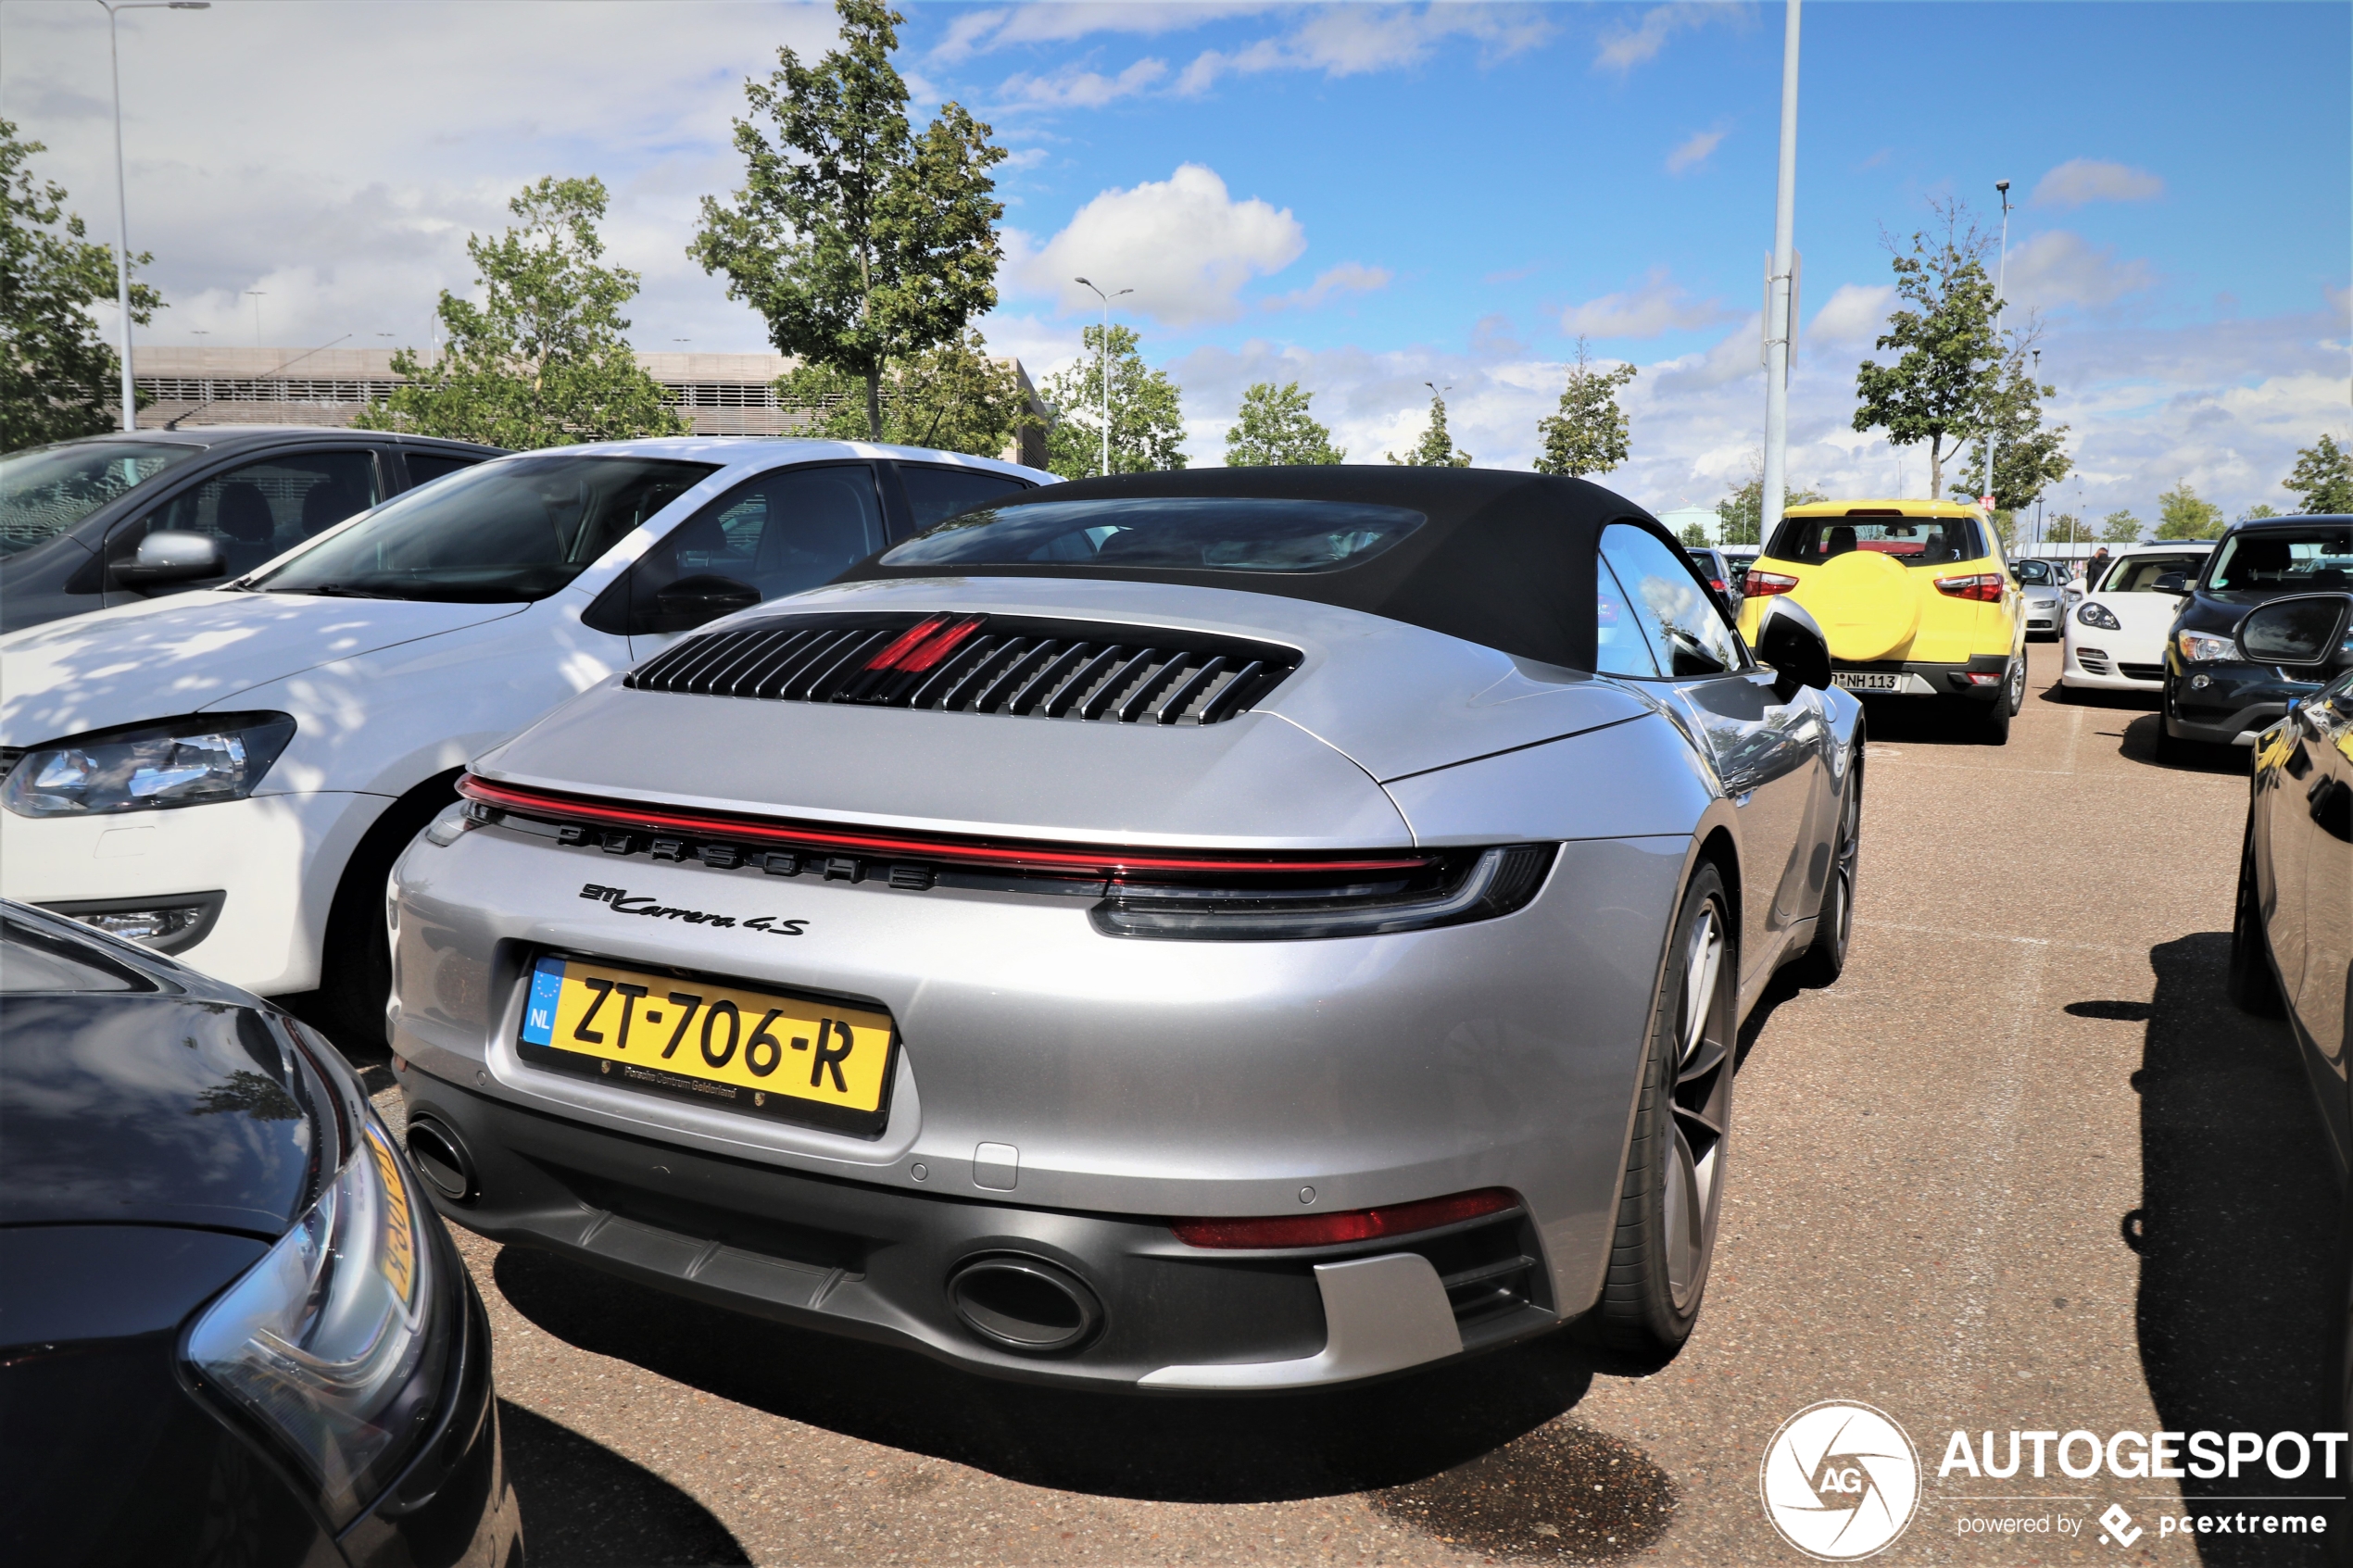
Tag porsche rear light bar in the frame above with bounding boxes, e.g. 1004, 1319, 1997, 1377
1171, 1187, 1519, 1249
455, 775, 1436, 881
1745, 570, 1799, 597
1935, 572, 2005, 603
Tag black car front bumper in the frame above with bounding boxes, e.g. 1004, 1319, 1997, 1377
397, 1069, 1557, 1391
2164, 657, 2321, 746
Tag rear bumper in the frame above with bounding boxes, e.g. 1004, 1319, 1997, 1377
398, 1071, 1559, 1391
1831, 654, 2011, 700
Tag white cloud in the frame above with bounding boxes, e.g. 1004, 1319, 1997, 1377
934, 3, 1277, 62
1808, 282, 1895, 345
1265, 262, 1391, 313
2032, 158, 2167, 210
1560, 269, 1726, 339
999, 57, 1167, 107
1594, 4, 1719, 73
2004, 230, 2158, 311
1004, 164, 1306, 329
1175, 4, 1554, 94
1666, 127, 1726, 176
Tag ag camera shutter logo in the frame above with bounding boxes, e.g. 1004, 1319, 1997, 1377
1760, 1401, 1921, 1560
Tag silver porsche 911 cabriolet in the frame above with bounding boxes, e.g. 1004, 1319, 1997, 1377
386, 466, 1862, 1389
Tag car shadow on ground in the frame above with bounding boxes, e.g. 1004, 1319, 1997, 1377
1846, 694, 2003, 748
2110, 931, 2339, 1564
489, 1242, 1613, 1506
499, 1400, 751, 1566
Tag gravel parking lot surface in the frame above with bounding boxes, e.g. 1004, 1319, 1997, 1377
363, 646, 2335, 1565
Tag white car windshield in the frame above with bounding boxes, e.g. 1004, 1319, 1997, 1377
247, 453, 717, 602
2100, 554, 2209, 593
0, 440, 203, 558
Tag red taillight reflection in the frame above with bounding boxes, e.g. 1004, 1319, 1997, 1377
1934, 573, 2006, 603
1170, 1187, 1517, 1249
1746, 571, 1799, 596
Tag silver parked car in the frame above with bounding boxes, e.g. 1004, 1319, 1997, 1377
2014, 558, 2070, 639
386, 469, 1864, 1386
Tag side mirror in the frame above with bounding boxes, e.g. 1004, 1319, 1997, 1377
650, 573, 761, 631
116, 530, 226, 587
2235, 593, 2353, 670
2153, 572, 2191, 594
1755, 596, 1833, 697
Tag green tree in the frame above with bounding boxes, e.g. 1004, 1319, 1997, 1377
359, 176, 685, 448
2155, 481, 2224, 540
1534, 336, 1636, 476
1952, 334, 2070, 512
1678, 521, 1709, 547
691, 0, 1005, 441
2285, 433, 2353, 513
2045, 511, 2095, 544
1715, 465, 1827, 546
2239, 503, 2281, 522
1225, 381, 1343, 466
1, 120, 163, 448
777, 329, 1037, 458
1387, 388, 1472, 467
1039, 323, 1187, 477
2100, 508, 2143, 544
1853, 202, 2002, 502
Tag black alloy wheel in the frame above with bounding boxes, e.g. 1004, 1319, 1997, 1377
2225, 808, 2285, 1016
1793, 745, 1863, 987
1584, 862, 1737, 1367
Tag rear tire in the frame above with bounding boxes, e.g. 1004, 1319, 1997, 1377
2226, 809, 2286, 1017
1791, 746, 1862, 988
1581, 863, 1737, 1369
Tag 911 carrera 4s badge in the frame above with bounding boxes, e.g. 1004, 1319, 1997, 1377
576, 883, 806, 935
518, 951, 897, 1134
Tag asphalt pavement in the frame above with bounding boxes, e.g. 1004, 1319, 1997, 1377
364, 645, 2334, 1566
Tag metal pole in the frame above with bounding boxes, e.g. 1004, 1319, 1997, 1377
1073, 278, 1130, 476
1759, 0, 1801, 541
1985, 180, 2012, 512
104, 4, 134, 432
95, 1, 208, 432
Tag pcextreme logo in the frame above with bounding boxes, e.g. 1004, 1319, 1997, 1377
1760, 1401, 1923, 1561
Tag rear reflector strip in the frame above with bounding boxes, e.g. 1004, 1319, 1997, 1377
457, 775, 1435, 881
1170, 1187, 1519, 1249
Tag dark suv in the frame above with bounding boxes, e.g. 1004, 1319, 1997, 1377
2161, 514, 2353, 759
0, 428, 504, 633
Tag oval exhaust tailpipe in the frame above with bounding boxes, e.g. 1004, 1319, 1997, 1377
947, 1255, 1101, 1353
405, 1115, 478, 1203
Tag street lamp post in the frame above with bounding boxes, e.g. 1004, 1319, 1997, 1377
1984, 179, 2013, 515
1073, 277, 1131, 477
1759, 0, 1802, 541
95, 0, 208, 432
2030, 346, 2043, 552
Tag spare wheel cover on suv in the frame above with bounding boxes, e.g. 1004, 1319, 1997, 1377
1797, 550, 1921, 661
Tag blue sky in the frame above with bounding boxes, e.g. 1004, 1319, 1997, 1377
6, 1, 2346, 520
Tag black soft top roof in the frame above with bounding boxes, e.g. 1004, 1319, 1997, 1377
837, 466, 1667, 671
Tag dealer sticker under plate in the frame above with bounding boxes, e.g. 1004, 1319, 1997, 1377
518, 952, 897, 1135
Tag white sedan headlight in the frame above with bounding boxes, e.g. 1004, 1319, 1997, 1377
2, 712, 294, 818
2077, 603, 2123, 631
2176, 629, 2234, 663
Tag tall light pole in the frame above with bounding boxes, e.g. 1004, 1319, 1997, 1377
1983, 178, 2013, 513
1759, 0, 1802, 541
96, 0, 208, 432
2030, 346, 2043, 551
1074, 277, 1130, 476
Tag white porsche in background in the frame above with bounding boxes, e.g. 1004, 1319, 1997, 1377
2059, 542, 2217, 693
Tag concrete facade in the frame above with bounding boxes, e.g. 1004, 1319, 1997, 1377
129, 345, 1051, 469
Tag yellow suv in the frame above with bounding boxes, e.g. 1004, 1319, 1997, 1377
1735, 499, 2027, 743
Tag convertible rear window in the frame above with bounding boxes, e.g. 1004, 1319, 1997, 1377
879, 497, 1427, 574
1765, 514, 1984, 568
2206, 527, 2353, 593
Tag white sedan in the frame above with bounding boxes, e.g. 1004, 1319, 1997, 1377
2059, 542, 2217, 693
0, 438, 1051, 1031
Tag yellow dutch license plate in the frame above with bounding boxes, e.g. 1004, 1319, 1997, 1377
517, 952, 897, 1135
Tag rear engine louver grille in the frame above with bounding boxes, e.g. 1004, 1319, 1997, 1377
625, 612, 1301, 727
